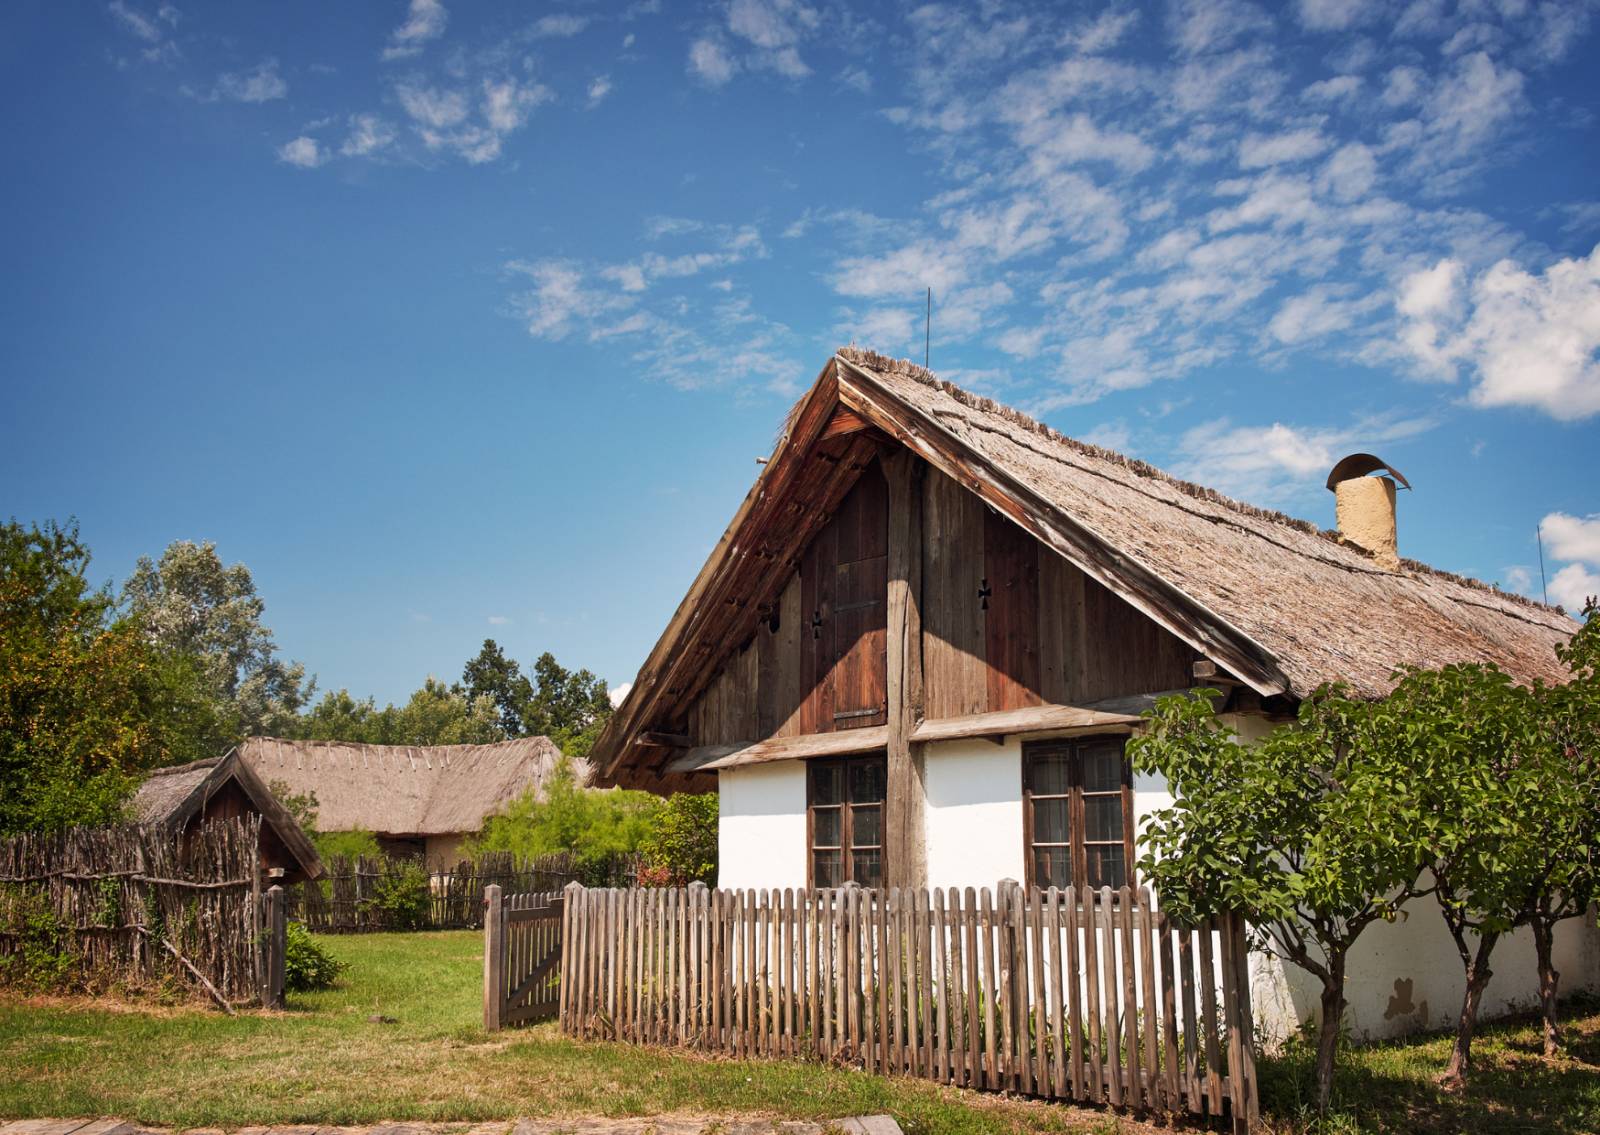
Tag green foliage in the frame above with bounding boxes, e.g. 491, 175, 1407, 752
268, 779, 319, 839
640, 793, 718, 886
0, 887, 76, 991
282, 922, 345, 992
461, 641, 613, 757
1, 520, 220, 835
1130, 685, 1430, 1109
472, 756, 660, 880
121, 539, 312, 740
360, 861, 431, 931
294, 679, 504, 746
313, 829, 382, 862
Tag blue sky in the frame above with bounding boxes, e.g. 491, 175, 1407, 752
3, 0, 1599, 707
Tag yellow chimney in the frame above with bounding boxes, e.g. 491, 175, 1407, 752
1326, 454, 1409, 571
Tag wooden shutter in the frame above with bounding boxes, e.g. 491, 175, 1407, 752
799, 462, 888, 733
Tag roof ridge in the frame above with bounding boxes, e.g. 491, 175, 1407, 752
835, 346, 1565, 619
145, 757, 221, 777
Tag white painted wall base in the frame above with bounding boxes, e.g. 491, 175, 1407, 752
715, 729, 1600, 1046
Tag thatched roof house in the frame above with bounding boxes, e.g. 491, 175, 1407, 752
585, 346, 1589, 1046
237, 736, 578, 861
135, 750, 323, 884
595, 347, 1575, 793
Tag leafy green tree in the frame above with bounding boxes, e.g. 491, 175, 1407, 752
294, 681, 503, 746
471, 757, 661, 879
1, 520, 218, 834
460, 641, 613, 757
389, 677, 503, 745
1130, 687, 1428, 1112
462, 639, 535, 736
1381, 662, 1544, 1084
640, 793, 718, 886
268, 778, 319, 839
122, 540, 312, 739
1530, 601, 1600, 1055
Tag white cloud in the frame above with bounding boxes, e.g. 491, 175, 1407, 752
486, 615, 511, 625
1320, 142, 1377, 200
1295, 0, 1374, 32
1239, 128, 1330, 168
1303, 74, 1361, 102
587, 75, 613, 107
1168, 0, 1272, 55
505, 259, 632, 340
530, 13, 589, 39
1174, 413, 1432, 502
277, 136, 325, 169
1069, 8, 1140, 54
396, 77, 549, 163
397, 82, 468, 129
1395, 245, 1600, 419
1268, 286, 1378, 345
689, 37, 737, 85
108, 0, 180, 63
341, 114, 397, 157
383, 0, 448, 60
1542, 513, 1600, 568
1549, 563, 1600, 613
214, 58, 287, 103
608, 681, 633, 708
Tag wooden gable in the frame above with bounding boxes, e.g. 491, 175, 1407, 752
678, 458, 1194, 751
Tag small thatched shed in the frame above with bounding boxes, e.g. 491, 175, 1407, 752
135, 750, 323, 884
237, 736, 578, 861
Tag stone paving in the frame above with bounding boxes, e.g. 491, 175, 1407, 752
0, 1118, 902, 1135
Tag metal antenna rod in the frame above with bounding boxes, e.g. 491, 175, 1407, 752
1537, 522, 1549, 605
925, 287, 931, 370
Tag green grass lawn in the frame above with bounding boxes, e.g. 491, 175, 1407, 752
0, 930, 1595, 1134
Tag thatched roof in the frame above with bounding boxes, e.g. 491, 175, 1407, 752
135, 750, 323, 880
236, 736, 577, 836
834, 348, 1576, 700
591, 349, 1578, 788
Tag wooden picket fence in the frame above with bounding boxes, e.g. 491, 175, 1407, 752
481, 885, 565, 1029
556, 883, 1258, 1130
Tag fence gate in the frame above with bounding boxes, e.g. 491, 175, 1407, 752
482, 884, 564, 1029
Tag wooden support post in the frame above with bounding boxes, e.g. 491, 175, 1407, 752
884, 450, 927, 890
484, 883, 505, 1032
263, 884, 286, 1010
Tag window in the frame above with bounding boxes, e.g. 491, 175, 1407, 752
807, 755, 886, 888
1022, 737, 1134, 891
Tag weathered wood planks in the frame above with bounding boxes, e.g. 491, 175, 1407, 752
553, 884, 1257, 1126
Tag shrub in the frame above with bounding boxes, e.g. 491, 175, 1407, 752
640, 793, 718, 886
283, 921, 345, 992
362, 861, 430, 930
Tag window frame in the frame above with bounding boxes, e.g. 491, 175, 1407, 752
1020, 735, 1137, 893
805, 753, 887, 889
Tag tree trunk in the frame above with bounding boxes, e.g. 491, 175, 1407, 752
1443, 931, 1498, 1086
1313, 959, 1346, 1112
1532, 916, 1561, 1057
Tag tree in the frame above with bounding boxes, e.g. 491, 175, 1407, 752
1530, 600, 1600, 1055
294, 681, 504, 746
1, 520, 217, 834
462, 639, 535, 737
1130, 687, 1428, 1112
460, 641, 613, 757
122, 540, 311, 739
471, 756, 661, 880
1380, 662, 1544, 1084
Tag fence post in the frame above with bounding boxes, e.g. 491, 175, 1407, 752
1227, 912, 1260, 1133
484, 883, 505, 1031
263, 884, 286, 1009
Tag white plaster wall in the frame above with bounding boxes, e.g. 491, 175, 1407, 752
923, 738, 1025, 890
717, 761, 808, 891
1253, 886, 1600, 1045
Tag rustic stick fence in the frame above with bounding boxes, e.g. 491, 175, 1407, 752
0, 817, 286, 1009
288, 850, 631, 932
554, 882, 1258, 1130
